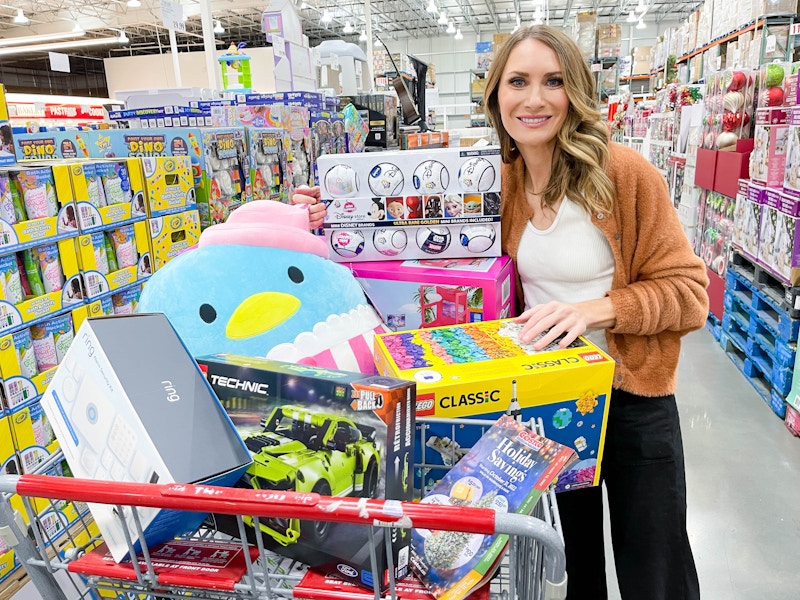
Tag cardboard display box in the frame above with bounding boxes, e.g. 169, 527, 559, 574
196, 353, 415, 592
40, 313, 252, 562
374, 319, 614, 494
347, 256, 514, 331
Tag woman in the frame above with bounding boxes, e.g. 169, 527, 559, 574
484, 25, 707, 599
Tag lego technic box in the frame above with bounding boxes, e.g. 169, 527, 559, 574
196, 354, 416, 592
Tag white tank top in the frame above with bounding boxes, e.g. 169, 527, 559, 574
517, 197, 615, 352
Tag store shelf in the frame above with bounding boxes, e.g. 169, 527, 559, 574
620, 75, 651, 81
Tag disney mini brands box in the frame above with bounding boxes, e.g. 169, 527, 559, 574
374, 319, 615, 494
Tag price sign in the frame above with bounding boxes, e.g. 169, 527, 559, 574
160, 0, 186, 33
590, 63, 602, 72
272, 34, 286, 59
765, 35, 777, 55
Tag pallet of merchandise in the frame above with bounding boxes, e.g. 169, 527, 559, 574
729, 249, 800, 319
706, 312, 722, 341
0, 562, 27, 600
720, 327, 788, 419
726, 267, 800, 343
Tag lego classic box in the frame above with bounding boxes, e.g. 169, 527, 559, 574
347, 256, 514, 331
39, 313, 252, 562
374, 319, 614, 495
195, 354, 415, 592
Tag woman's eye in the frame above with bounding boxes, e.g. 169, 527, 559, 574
546, 77, 564, 87
509, 77, 525, 87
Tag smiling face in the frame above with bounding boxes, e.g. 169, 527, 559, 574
496, 38, 570, 154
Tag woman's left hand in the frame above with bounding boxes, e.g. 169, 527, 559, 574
514, 301, 588, 350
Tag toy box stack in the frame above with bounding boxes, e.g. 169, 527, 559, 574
317, 146, 502, 263
373, 319, 615, 495
347, 256, 514, 331
196, 354, 416, 592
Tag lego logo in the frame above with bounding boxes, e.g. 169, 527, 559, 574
416, 395, 435, 417
579, 352, 607, 363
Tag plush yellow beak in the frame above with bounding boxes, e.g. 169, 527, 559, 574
226, 292, 301, 340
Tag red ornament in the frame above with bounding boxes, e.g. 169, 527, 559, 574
728, 71, 746, 92
722, 111, 743, 132
765, 87, 785, 106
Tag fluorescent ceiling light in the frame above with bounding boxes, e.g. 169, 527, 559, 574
213, 19, 224, 34
425, 0, 437, 13
118, 30, 129, 43
636, 17, 646, 29
0, 30, 86, 48
454, 27, 462, 40
343, 21, 353, 33
13, 9, 28, 24
437, 9, 447, 24
0, 35, 126, 56
72, 21, 83, 33
127, 0, 141, 7
446, 21, 455, 33
359, 29, 367, 41
626, 10, 637, 22
321, 9, 332, 23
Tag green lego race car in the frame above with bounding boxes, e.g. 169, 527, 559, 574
242, 404, 381, 545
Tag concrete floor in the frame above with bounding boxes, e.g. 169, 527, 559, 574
605, 327, 800, 600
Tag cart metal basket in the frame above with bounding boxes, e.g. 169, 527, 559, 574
0, 417, 567, 600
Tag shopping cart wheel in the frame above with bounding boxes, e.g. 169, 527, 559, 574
304, 480, 332, 544
359, 460, 379, 499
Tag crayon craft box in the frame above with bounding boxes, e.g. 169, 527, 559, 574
374, 319, 615, 494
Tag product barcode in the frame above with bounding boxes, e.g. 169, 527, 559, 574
85, 273, 103, 297
7, 380, 28, 407
79, 206, 97, 227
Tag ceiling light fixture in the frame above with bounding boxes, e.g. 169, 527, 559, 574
636, 17, 646, 29
13, 9, 28, 24
213, 19, 224, 34
425, 0, 437, 13
446, 20, 455, 33
626, 10, 637, 22
437, 9, 447, 24
635, 0, 648, 13
320, 9, 332, 23
343, 21, 354, 33
126, 0, 141, 7
532, 7, 544, 25
0, 30, 86, 47
454, 27, 462, 40
0, 35, 127, 56
72, 21, 83, 33
359, 29, 367, 41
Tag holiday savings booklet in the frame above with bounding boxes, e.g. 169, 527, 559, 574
410, 415, 576, 600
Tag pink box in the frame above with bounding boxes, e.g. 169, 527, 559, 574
732, 179, 760, 260
346, 256, 515, 331
750, 114, 788, 188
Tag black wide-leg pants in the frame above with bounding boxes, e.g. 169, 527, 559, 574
557, 389, 701, 600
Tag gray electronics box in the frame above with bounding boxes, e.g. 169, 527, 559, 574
40, 313, 252, 562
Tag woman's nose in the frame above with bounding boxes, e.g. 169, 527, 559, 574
524, 84, 544, 108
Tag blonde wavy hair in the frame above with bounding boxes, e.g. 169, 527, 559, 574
484, 25, 615, 214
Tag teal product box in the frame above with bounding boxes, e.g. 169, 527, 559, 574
39, 313, 252, 562
196, 354, 416, 592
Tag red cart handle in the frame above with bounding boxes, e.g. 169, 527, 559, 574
6, 474, 497, 535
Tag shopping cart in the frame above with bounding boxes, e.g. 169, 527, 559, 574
0, 417, 567, 600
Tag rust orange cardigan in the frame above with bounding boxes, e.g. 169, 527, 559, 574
500, 142, 709, 396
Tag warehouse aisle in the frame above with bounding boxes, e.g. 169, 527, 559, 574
605, 327, 800, 600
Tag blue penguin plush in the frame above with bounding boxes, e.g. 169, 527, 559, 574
138, 201, 386, 373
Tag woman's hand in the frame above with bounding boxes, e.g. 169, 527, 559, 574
291, 185, 326, 229
514, 298, 616, 350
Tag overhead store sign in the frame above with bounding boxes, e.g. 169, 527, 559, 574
7, 103, 105, 120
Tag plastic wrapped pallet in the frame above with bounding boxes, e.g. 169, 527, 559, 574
573, 12, 597, 60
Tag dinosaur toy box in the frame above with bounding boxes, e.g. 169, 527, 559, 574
346, 256, 515, 331
374, 318, 614, 495
196, 353, 415, 592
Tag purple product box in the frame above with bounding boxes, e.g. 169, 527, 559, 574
748, 181, 767, 204
765, 187, 783, 209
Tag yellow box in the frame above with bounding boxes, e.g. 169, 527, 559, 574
493, 33, 511, 51
470, 78, 487, 97
0, 328, 58, 411
74, 220, 151, 299
52, 159, 147, 233
142, 155, 196, 218
0, 413, 16, 473
8, 400, 59, 473
2, 165, 78, 252
375, 319, 614, 490
0, 238, 83, 334
0, 549, 18, 584
148, 209, 200, 271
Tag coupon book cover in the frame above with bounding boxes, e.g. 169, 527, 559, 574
409, 414, 576, 600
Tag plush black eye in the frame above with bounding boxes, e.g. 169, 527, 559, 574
199, 303, 217, 323
288, 266, 304, 284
